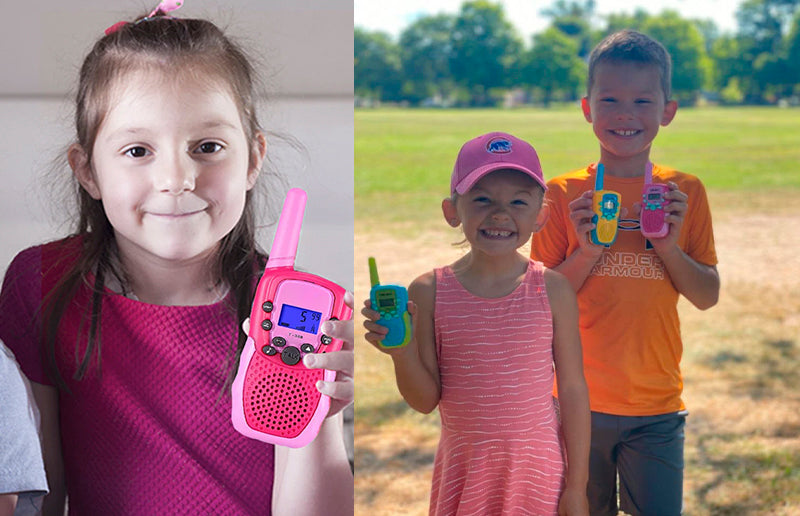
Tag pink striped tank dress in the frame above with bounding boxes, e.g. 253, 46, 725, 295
429, 260, 565, 515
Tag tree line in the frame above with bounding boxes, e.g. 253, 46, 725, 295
355, 0, 800, 107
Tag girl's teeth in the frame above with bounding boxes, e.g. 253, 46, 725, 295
484, 230, 511, 237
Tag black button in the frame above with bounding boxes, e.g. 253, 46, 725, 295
301, 343, 315, 353
329, 317, 338, 321
281, 346, 302, 366
261, 319, 272, 331
272, 337, 287, 347
262, 301, 273, 313
321, 335, 332, 345
262, 345, 277, 356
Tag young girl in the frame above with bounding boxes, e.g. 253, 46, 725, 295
0, 4, 353, 515
363, 132, 591, 515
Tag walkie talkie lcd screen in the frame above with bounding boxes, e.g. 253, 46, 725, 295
278, 304, 322, 334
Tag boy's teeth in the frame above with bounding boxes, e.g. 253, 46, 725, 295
614, 129, 638, 136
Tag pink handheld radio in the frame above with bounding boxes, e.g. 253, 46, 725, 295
231, 188, 351, 448
640, 162, 670, 239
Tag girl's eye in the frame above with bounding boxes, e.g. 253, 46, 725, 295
511, 200, 528, 206
473, 196, 490, 203
124, 146, 149, 158
195, 142, 223, 154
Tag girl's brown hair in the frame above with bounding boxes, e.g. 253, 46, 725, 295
44, 12, 269, 391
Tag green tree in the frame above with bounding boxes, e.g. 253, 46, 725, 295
449, 0, 524, 106
398, 14, 456, 105
643, 11, 712, 105
541, 0, 596, 57
734, 0, 800, 102
354, 28, 402, 103
521, 28, 585, 105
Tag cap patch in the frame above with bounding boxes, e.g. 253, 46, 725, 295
486, 137, 512, 154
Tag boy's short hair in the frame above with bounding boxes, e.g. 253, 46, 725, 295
587, 29, 672, 101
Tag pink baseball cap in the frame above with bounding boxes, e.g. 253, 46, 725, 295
450, 132, 547, 195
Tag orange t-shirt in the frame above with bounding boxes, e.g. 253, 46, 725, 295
532, 163, 717, 416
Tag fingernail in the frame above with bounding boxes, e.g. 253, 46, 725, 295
303, 354, 316, 367
322, 321, 333, 334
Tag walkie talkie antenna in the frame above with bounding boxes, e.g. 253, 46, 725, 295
595, 163, 605, 190
266, 188, 306, 269
644, 161, 654, 184
368, 257, 380, 287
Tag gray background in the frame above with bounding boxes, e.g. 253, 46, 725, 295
0, 0, 354, 290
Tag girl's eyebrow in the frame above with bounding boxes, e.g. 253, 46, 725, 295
105, 120, 240, 141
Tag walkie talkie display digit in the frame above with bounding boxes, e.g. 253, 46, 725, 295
368, 257, 411, 348
231, 188, 352, 448
590, 163, 621, 247
640, 162, 670, 239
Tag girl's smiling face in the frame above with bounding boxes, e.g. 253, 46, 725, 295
446, 169, 545, 258
72, 69, 264, 266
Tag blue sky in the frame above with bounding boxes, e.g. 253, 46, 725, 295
355, 0, 742, 41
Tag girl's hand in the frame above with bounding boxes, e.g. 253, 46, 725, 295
303, 291, 354, 418
361, 299, 416, 356
240, 292, 355, 419
558, 485, 589, 516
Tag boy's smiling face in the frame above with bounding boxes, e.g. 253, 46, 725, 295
582, 61, 677, 167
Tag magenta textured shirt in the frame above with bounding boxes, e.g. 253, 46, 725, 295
0, 238, 274, 515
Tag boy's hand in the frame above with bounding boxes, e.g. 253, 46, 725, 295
568, 191, 604, 257
636, 181, 688, 254
568, 191, 628, 256
558, 485, 589, 515
361, 299, 416, 356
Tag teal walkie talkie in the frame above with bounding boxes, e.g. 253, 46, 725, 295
368, 257, 412, 348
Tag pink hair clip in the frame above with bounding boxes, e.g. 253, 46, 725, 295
104, 0, 184, 36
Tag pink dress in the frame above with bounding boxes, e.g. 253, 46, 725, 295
430, 260, 564, 515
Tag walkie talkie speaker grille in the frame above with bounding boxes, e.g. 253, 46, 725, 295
242, 353, 321, 437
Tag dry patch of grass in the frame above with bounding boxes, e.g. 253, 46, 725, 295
355, 190, 800, 516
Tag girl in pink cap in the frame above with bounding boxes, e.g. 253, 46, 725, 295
363, 132, 591, 515
0, 4, 353, 515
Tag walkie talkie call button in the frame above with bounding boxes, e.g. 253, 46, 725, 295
272, 337, 286, 347
261, 319, 272, 331
262, 346, 277, 356
321, 335, 332, 345
301, 343, 315, 353
262, 301, 273, 313
281, 346, 302, 366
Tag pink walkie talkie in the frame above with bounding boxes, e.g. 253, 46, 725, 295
640, 162, 670, 239
231, 188, 351, 448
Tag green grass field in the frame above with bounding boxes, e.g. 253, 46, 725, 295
354, 106, 800, 515
356, 106, 800, 224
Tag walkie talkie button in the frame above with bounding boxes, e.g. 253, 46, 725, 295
261, 319, 272, 331
301, 343, 315, 353
262, 301, 273, 313
321, 335, 333, 345
262, 346, 277, 356
272, 337, 286, 347
329, 317, 338, 321
281, 346, 301, 366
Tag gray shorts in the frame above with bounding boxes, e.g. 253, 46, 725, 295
588, 410, 687, 516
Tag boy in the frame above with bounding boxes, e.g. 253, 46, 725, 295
531, 30, 720, 516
